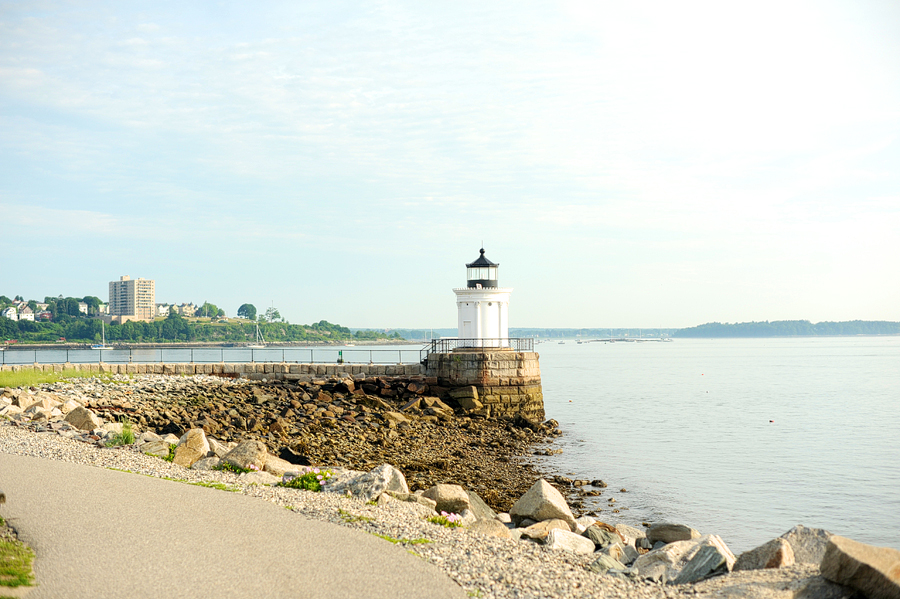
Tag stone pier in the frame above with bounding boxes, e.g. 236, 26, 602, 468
424, 350, 544, 421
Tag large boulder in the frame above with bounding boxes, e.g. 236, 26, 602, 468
673, 544, 731, 584
647, 522, 700, 545
321, 464, 408, 502
734, 538, 796, 571
780, 525, 833, 565
466, 490, 498, 522
544, 529, 596, 554
423, 484, 470, 514
64, 406, 102, 431
172, 428, 210, 468
820, 535, 900, 599
509, 479, 576, 529
262, 455, 294, 477
584, 525, 622, 549
222, 440, 269, 471
632, 534, 734, 584
588, 554, 627, 574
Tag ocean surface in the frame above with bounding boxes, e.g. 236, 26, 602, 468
530, 336, 900, 553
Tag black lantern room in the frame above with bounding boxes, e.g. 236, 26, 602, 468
466, 248, 499, 288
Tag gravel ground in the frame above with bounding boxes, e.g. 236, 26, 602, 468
1, 375, 833, 599
0, 420, 676, 599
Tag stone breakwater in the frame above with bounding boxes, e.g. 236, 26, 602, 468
2, 374, 899, 599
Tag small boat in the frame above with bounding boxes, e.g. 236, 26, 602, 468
558, 341, 565, 345
92, 321, 113, 350
248, 323, 267, 349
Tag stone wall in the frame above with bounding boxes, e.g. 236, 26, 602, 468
0, 362, 426, 380
425, 351, 544, 421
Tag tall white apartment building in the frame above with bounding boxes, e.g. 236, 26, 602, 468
109, 276, 155, 321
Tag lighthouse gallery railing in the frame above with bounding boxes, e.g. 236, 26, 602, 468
420, 337, 534, 361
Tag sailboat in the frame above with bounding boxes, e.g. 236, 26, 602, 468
248, 323, 266, 349
92, 321, 113, 350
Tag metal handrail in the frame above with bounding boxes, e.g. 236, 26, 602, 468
0, 347, 422, 366
419, 337, 534, 362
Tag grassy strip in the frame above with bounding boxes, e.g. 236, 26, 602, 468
0, 368, 102, 389
370, 533, 430, 545
0, 518, 35, 589
106, 467, 240, 493
338, 508, 374, 524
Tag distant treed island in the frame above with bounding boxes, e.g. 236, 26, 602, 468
675, 320, 900, 337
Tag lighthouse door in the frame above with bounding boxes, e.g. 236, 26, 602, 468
461, 320, 473, 339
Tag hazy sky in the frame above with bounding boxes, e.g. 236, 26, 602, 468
2, 0, 898, 328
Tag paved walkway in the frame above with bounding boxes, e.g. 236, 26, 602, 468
0, 453, 467, 599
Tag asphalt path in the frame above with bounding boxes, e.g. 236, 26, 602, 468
0, 453, 467, 599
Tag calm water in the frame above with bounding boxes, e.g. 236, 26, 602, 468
530, 337, 900, 553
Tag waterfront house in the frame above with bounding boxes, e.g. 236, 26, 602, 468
1, 307, 17, 321
18, 306, 34, 321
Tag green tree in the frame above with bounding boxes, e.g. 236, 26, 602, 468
263, 306, 282, 322
237, 303, 257, 321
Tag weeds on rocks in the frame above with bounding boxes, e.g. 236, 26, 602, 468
163, 444, 176, 462
277, 467, 334, 492
213, 462, 253, 475
105, 417, 135, 447
427, 512, 463, 528
371, 533, 430, 545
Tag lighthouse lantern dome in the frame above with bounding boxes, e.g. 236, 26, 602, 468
466, 249, 499, 288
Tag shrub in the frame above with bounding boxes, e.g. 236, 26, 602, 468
105, 418, 135, 447
427, 512, 463, 528
277, 467, 334, 492
213, 461, 257, 475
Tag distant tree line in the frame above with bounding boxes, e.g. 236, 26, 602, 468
675, 320, 900, 338
0, 311, 397, 344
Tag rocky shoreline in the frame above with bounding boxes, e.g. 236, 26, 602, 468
2, 373, 898, 599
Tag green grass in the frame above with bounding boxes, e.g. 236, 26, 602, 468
162, 444, 176, 462
371, 533, 431, 545
0, 368, 100, 388
105, 467, 239, 493
338, 508, 374, 524
105, 418, 135, 447
212, 461, 251, 474
0, 538, 35, 589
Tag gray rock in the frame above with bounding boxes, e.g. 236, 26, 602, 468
458, 509, 478, 527
780, 525, 833, 565
820, 535, 900, 599
601, 542, 626, 562
632, 534, 734, 584
588, 554, 627, 574
468, 519, 512, 539
615, 523, 647, 547
222, 440, 269, 471
262, 455, 294, 477
647, 522, 700, 545
423, 484, 470, 514
466, 490, 497, 522
138, 431, 162, 443
191, 457, 221, 470
519, 519, 571, 542
64, 406, 102, 431
622, 544, 639, 565
734, 538, 796, 571
673, 544, 731, 584
544, 529, 596, 554
207, 437, 229, 458
140, 440, 173, 458
509, 478, 576, 529
583, 526, 622, 549
321, 464, 408, 502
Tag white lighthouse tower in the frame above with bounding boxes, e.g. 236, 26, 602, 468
453, 248, 512, 348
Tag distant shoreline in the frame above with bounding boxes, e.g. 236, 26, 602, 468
1, 339, 414, 351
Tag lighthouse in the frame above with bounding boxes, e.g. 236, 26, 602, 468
453, 248, 512, 348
